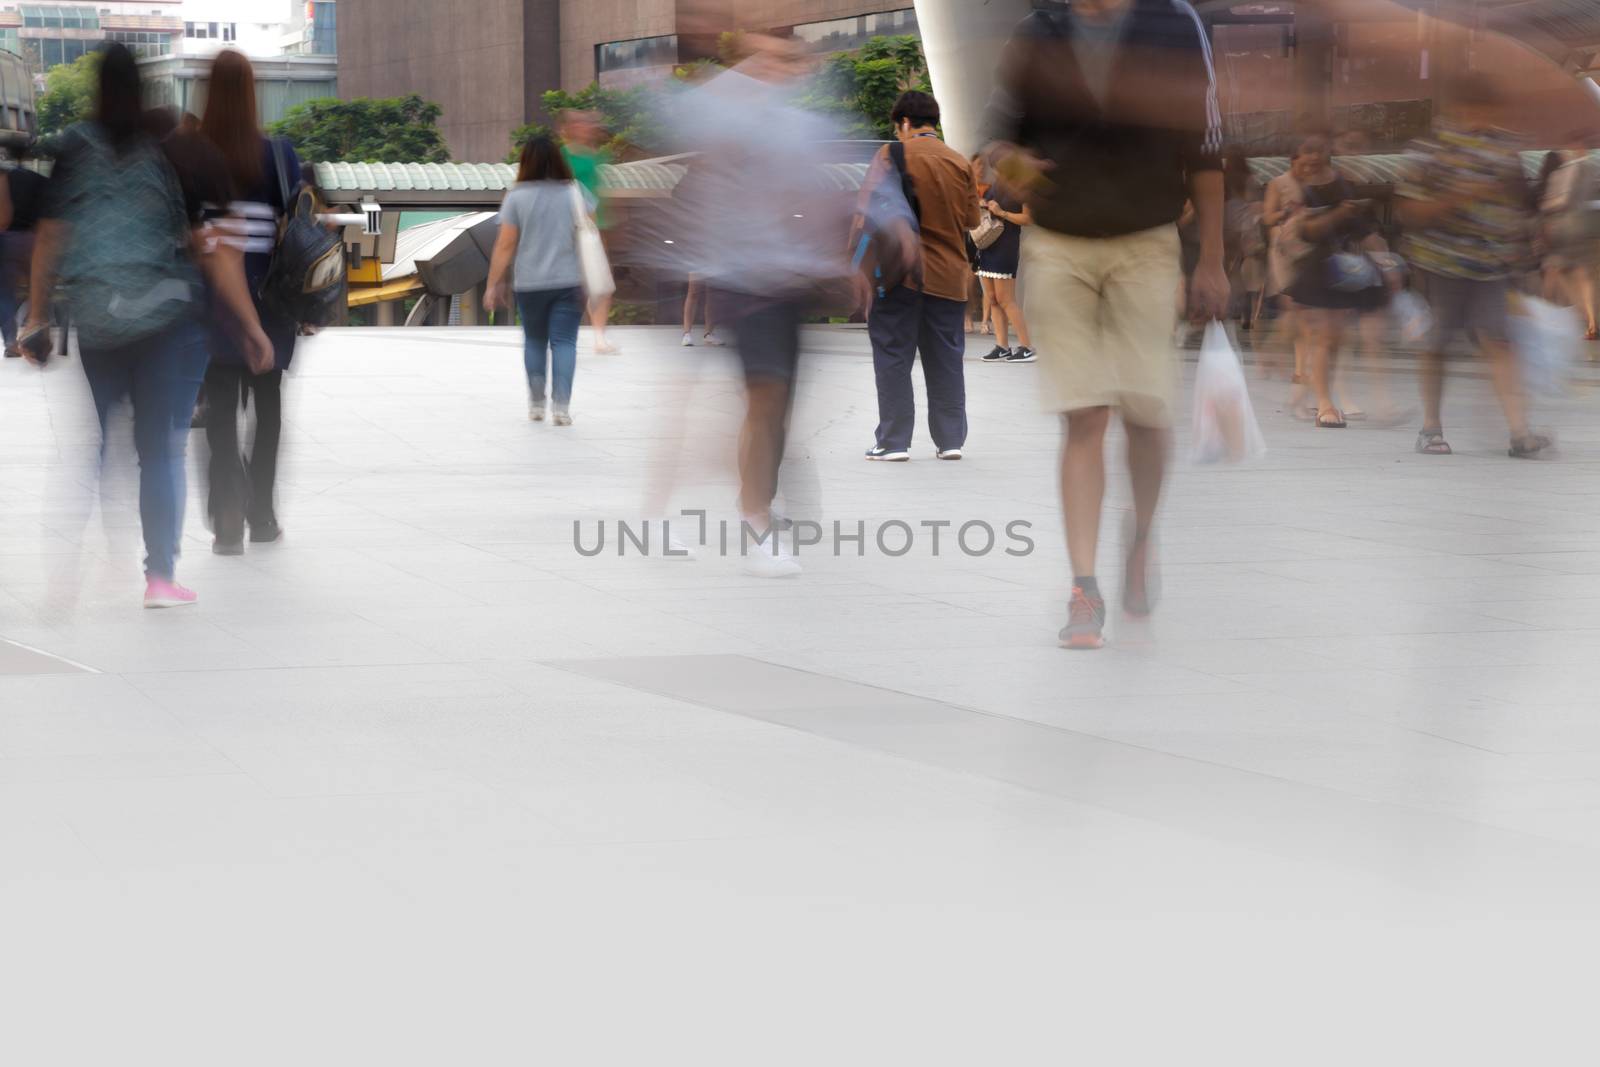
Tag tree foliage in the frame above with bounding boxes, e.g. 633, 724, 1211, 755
36, 51, 99, 137
508, 83, 663, 163
796, 36, 932, 141
267, 94, 451, 163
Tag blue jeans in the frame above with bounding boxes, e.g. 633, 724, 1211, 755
515, 287, 582, 409
78, 320, 209, 580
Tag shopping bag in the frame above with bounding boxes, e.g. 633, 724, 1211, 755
1390, 290, 1432, 346
1509, 294, 1581, 399
1191, 321, 1266, 464
569, 182, 616, 300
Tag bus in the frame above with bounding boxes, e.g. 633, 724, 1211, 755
0, 48, 37, 155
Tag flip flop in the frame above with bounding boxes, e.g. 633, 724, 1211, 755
1316, 409, 1347, 428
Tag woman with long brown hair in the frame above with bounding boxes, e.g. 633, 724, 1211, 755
199, 48, 303, 553
486, 135, 587, 424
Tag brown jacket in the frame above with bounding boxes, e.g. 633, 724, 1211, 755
863, 134, 981, 302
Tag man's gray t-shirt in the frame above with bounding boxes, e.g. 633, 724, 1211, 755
497, 180, 591, 291
1070, 4, 1131, 107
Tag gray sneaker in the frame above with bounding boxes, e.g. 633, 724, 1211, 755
1058, 586, 1106, 650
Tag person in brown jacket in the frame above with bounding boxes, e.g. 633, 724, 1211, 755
855, 90, 981, 462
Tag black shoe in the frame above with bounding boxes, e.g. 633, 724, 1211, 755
213, 538, 245, 556
981, 344, 1009, 362
864, 445, 910, 462
1004, 346, 1037, 363
248, 519, 283, 543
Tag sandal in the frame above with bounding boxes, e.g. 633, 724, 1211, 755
1508, 433, 1551, 459
1316, 408, 1347, 428
1415, 429, 1452, 455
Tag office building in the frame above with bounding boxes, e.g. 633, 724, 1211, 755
337, 1, 914, 162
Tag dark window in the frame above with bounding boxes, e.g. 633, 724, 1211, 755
595, 34, 679, 78
793, 9, 919, 52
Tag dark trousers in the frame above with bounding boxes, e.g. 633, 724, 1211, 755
205, 364, 284, 539
867, 285, 968, 452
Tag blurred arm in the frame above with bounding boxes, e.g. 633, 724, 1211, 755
198, 227, 274, 374
846, 147, 890, 264
486, 222, 519, 310
24, 219, 62, 330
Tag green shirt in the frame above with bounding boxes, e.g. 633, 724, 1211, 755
562, 144, 610, 229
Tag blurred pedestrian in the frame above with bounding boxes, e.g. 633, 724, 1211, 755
854, 90, 980, 462
559, 109, 619, 355
665, 32, 847, 576
1282, 126, 1390, 429
1397, 73, 1544, 458
1261, 134, 1315, 409
0, 147, 46, 358
24, 43, 272, 607
486, 134, 587, 426
969, 152, 995, 337
985, 0, 1229, 649
1222, 146, 1265, 331
978, 163, 1035, 363
681, 273, 723, 347
198, 49, 303, 553
1537, 130, 1600, 340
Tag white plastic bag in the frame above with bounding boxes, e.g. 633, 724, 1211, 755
1190, 321, 1266, 464
1509, 294, 1581, 399
1390, 290, 1433, 346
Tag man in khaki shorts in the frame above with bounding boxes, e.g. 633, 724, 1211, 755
986, 0, 1229, 649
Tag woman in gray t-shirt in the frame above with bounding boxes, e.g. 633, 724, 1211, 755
487, 136, 591, 424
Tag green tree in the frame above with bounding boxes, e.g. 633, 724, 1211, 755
36, 51, 99, 137
797, 36, 932, 141
507, 83, 663, 163
267, 94, 451, 163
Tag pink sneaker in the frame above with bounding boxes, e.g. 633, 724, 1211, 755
144, 577, 198, 609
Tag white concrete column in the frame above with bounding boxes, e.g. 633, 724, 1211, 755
460, 285, 482, 326
374, 300, 397, 327
914, 0, 1034, 155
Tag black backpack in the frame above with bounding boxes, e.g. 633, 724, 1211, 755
260, 138, 346, 327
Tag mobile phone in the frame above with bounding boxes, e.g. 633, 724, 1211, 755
20, 324, 51, 364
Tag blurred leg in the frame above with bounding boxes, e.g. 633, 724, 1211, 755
515, 290, 552, 402
986, 277, 1009, 348
204, 365, 247, 542
1061, 407, 1112, 578
917, 294, 967, 452
130, 325, 208, 580
994, 277, 1030, 348
1482, 337, 1529, 439
548, 287, 583, 411
244, 369, 283, 529
867, 285, 919, 451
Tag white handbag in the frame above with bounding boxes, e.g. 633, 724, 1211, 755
569, 182, 615, 299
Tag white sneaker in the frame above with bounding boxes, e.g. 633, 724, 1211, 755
936, 448, 963, 460
703, 332, 726, 347
743, 544, 802, 578
658, 520, 697, 560
553, 410, 573, 427
528, 401, 546, 421
681, 333, 695, 347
